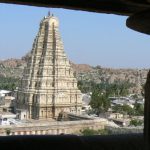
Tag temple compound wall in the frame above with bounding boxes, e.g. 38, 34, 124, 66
0, 119, 107, 136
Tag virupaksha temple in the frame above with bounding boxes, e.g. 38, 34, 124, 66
16, 13, 82, 120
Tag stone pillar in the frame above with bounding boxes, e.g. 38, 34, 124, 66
43, 130, 46, 135
53, 129, 57, 135
26, 131, 30, 135
32, 131, 35, 135
37, 130, 41, 135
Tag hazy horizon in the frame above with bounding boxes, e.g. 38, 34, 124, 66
0, 4, 150, 69
0, 57, 149, 70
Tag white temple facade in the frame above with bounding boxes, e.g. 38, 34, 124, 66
16, 14, 82, 119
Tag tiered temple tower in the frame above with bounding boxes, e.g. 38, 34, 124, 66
16, 14, 82, 119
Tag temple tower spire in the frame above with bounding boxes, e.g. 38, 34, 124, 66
48, 11, 51, 17
16, 15, 82, 120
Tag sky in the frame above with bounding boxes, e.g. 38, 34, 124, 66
0, 4, 150, 69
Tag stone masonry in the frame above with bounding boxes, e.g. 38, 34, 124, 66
0, 119, 107, 136
16, 13, 82, 119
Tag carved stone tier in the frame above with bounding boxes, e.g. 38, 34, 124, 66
16, 14, 82, 120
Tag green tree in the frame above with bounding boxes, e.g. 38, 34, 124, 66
134, 103, 144, 116
112, 105, 123, 113
80, 128, 110, 136
122, 105, 135, 116
98, 129, 110, 135
0, 76, 19, 91
80, 128, 98, 136
5, 128, 11, 135
113, 104, 135, 116
132, 94, 138, 99
90, 88, 110, 115
130, 119, 143, 126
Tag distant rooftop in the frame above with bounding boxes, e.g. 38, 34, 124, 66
0, 90, 11, 94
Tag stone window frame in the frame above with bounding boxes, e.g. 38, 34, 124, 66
0, 1, 149, 150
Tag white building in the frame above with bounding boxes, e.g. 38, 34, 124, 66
0, 112, 16, 125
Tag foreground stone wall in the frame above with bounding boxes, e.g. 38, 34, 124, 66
0, 119, 107, 136
106, 126, 143, 134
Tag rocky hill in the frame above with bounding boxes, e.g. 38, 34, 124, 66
0, 59, 26, 78
75, 65, 148, 93
0, 57, 148, 94
70, 62, 93, 73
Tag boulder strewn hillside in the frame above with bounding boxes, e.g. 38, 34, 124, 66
70, 62, 93, 73
0, 58, 25, 78
0, 57, 148, 94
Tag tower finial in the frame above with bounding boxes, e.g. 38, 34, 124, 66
48, 11, 50, 17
